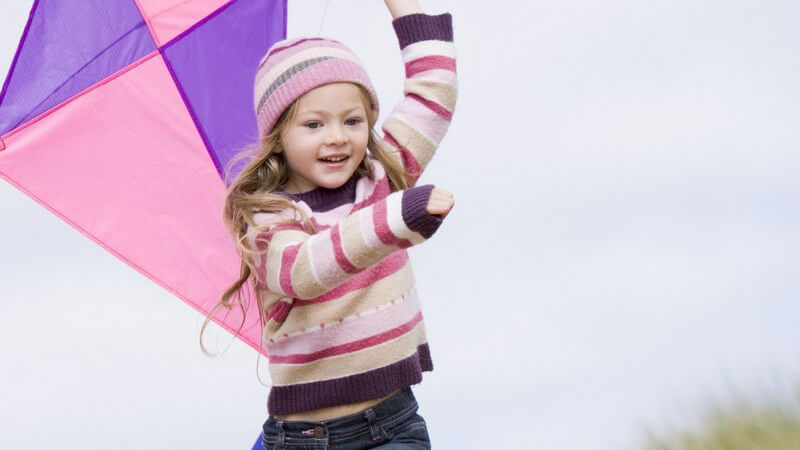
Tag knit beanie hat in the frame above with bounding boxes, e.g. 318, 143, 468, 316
253, 37, 381, 139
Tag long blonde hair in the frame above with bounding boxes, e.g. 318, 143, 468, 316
200, 83, 413, 357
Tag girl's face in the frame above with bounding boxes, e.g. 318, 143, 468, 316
278, 82, 370, 193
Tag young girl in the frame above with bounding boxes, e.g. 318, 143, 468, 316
206, 1, 457, 448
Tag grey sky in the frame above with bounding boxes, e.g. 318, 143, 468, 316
1, 1, 799, 449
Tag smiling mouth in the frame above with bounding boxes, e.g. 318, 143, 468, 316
318, 155, 349, 163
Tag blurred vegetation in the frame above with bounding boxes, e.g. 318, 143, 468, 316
642, 384, 800, 450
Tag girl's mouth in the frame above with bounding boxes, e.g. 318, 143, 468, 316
318, 155, 349, 167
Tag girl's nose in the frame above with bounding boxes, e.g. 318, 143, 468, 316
325, 124, 348, 145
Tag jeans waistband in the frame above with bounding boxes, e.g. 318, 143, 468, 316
264, 386, 417, 432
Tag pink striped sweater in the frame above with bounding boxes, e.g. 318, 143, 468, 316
246, 12, 457, 416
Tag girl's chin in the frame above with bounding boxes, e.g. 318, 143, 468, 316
312, 171, 356, 189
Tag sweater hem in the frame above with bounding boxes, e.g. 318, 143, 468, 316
267, 343, 433, 416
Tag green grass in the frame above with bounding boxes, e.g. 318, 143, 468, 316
641, 385, 800, 450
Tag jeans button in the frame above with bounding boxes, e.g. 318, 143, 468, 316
314, 425, 324, 438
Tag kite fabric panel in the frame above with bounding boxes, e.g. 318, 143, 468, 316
0, 0, 288, 354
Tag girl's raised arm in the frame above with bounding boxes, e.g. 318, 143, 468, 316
384, 0, 423, 19
380, 5, 458, 186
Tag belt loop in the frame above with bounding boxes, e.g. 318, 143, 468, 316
363, 407, 389, 441
276, 420, 286, 448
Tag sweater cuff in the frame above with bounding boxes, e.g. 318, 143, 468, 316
392, 12, 453, 50
401, 184, 443, 239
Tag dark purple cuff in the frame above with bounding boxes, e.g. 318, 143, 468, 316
401, 184, 443, 239
392, 12, 453, 50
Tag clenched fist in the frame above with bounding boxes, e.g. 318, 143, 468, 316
426, 187, 454, 220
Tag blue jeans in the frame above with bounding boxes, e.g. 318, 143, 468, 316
257, 386, 431, 449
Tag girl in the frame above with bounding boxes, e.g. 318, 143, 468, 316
203, 0, 457, 448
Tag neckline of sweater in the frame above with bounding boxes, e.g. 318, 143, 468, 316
277, 173, 360, 212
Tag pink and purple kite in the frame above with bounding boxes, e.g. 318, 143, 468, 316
0, 0, 287, 360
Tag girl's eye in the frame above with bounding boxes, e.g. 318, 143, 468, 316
304, 118, 362, 129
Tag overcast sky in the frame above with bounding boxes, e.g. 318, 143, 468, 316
1, 1, 799, 449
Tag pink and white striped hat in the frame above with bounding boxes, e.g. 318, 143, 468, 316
253, 37, 380, 138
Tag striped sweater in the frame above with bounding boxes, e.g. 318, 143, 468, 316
247, 12, 457, 416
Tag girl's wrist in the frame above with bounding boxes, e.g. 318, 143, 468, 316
401, 184, 443, 239
384, 0, 423, 20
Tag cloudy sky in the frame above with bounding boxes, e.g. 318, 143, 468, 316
1, 1, 799, 449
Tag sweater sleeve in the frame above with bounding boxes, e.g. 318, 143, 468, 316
381, 12, 458, 186
249, 185, 443, 300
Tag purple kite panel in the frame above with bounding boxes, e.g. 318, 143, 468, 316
0, 0, 156, 135
161, 0, 287, 184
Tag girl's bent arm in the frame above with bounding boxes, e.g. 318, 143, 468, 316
381, 11, 458, 186
249, 185, 443, 300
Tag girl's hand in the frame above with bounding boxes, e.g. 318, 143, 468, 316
427, 188, 454, 220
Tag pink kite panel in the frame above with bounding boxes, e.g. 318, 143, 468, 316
0, 52, 263, 352
135, 0, 232, 46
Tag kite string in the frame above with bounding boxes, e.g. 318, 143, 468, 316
317, 0, 331, 35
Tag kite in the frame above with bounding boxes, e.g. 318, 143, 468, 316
0, 0, 286, 363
